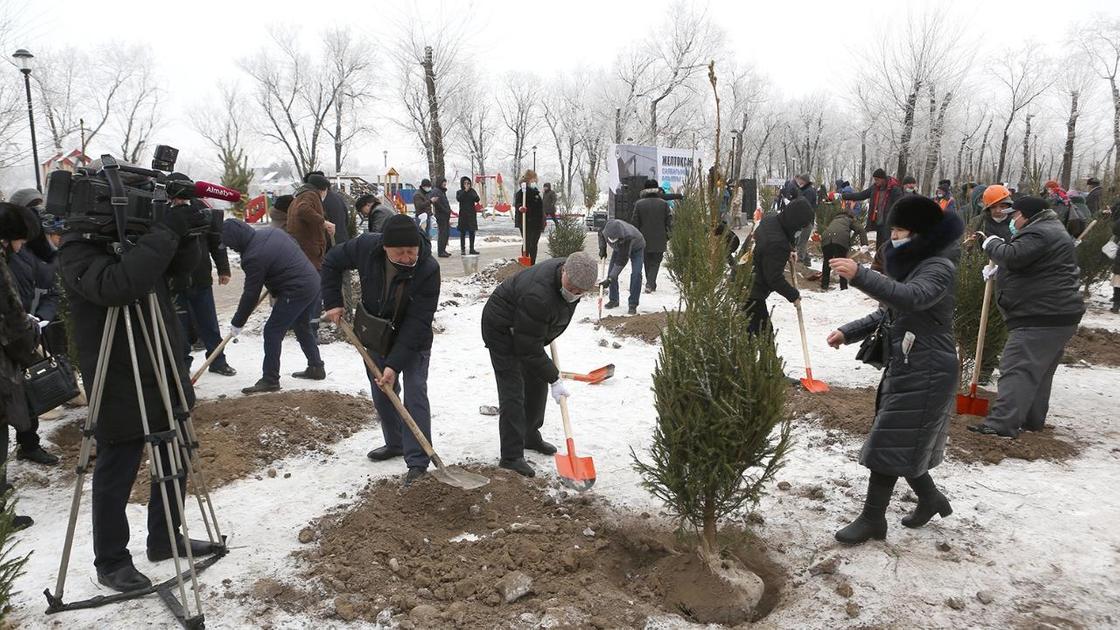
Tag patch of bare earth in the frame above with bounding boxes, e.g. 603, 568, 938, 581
597, 311, 673, 344
1061, 327, 1120, 367
786, 385, 1081, 465
250, 467, 785, 628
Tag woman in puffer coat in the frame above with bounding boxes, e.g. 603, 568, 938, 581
825, 195, 964, 544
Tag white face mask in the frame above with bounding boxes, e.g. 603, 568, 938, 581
891, 237, 912, 248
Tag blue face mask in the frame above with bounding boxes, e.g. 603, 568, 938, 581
1009, 221, 1018, 236
891, 237, 912, 248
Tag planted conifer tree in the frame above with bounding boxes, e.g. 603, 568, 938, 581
633, 196, 791, 556
954, 246, 1007, 385
0, 485, 30, 621
546, 215, 587, 259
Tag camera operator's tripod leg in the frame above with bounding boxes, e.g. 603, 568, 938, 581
48, 306, 120, 607
122, 304, 201, 622
146, 293, 223, 549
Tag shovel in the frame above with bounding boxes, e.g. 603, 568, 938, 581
597, 257, 606, 322
191, 290, 269, 385
957, 260, 995, 416
517, 182, 532, 267
1074, 219, 1098, 247
549, 342, 596, 491
560, 364, 615, 384
338, 319, 489, 490
789, 262, 829, 393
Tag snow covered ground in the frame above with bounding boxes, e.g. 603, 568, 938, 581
7, 257, 1120, 629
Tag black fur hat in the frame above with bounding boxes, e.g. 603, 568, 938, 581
888, 194, 943, 235
0, 202, 40, 241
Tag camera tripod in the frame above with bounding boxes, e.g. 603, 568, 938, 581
44, 288, 227, 629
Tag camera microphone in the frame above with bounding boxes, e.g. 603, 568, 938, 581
192, 181, 243, 203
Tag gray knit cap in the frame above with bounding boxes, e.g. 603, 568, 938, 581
9, 188, 43, 208
564, 251, 598, 291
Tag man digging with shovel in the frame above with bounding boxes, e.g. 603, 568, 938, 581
481, 251, 599, 477
321, 214, 441, 487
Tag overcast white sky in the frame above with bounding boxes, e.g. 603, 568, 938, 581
2, 0, 1114, 187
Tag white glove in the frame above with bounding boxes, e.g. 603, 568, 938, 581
981, 234, 1003, 251
229, 325, 242, 338
550, 380, 571, 404
37, 319, 50, 331
981, 265, 998, 281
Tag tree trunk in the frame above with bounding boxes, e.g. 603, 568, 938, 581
977, 121, 993, 182
1020, 113, 1033, 186
614, 107, 622, 144
1111, 78, 1120, 194
334, 98, 344, 175
921, 92, 953, 194
896, 84, 921, 179
422, 46, 445, 182
859, 129, 867, 189
701, 498, 717, 557
1060, 91, 1081, 189
996, 116, 1014, 182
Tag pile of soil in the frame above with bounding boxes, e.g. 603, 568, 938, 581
254, 469, 784, 628
598, 311, 673, 344
785, 262, 825, 292
1061, 327, 1120, 366
474, 259, 524, 286
786, 386, 1081, 465
51, 391, 374, 500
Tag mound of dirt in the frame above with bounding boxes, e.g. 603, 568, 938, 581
51, 391, 374, 500
598, 311, 673, 343
261, 468, 783, 628
472, 259, 524, 286
786, 386, 1081, 465
785, 262, 825, 292
1062, 327, 1120, 366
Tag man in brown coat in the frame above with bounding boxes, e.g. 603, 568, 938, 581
287, 174, 335, 270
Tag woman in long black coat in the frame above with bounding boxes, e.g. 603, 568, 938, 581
456, 176, 481, 255
826, 195, 964, 544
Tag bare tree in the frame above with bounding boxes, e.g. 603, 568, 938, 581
993, 46, 1053, 182
919, 85, 953, 193
323, 27, 375, 175
1081, 15, 1120, 189
1056, 51, 1095, 188
953, 109, 985, 183
112, 59, 160, 164
456, 77, 497, 201
192, 84, 253, 209
541, 74, 587, 208
498, 72, 541, 180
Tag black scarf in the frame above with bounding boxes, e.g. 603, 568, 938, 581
883, 211, 965, 280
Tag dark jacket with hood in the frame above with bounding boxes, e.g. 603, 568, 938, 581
598, 219, 646, 281
368, 203, 395, 234
1111, 203, 1120, 275
0, 253, 39, 431
456, 178, 480, 232
821, 210, 868, 249
632, 188, 672, 254
481, 257, 577, 384
842, 178, 903, 227
184, 205, 231, 289
1085, 185, 1102, 215
748, 199, 815, 303
222, 220, 320, 328
430, 184, 452, 218
514, 186, 545, 233
413, 187, 432, 217
798, 181, 818, 208
838, 210, 964, 478
8, 245, 60, 322
984, 209, 1085, 330
323, 189, 351, 244
542, 188, 558, 216
59, 224, 199, 443
321, 231, 440, 374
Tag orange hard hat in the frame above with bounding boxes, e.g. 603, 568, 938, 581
981, 184, 1012, 210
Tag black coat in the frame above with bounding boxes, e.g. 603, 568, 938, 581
456, 188, 480, 232
481, 257, 576, 384
632, 189, 672, 254
368, 205, 395, 234
413, 189, 432, 217
8, 246, 60, 321
984, 210, 1085, 330
321, 232, 440, 373
514, 187, 545, 234
0, 254, 38, 431
323, 189, 351, 244
430, 186, 452, 219
821, 211, 868, 248
968, 211, 1014, 242
1112, 209, 1120, 275
838, 212, 963, 478
185, 207, 231, 288
1085, 186, 1103, 215
59, 226, 198, 443
748, 199, 815, 303
222, 220, 320, 328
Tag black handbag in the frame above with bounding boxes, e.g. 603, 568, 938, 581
854, 319, 890, 370
354, 278, 409, 357
23, 331, 80, 417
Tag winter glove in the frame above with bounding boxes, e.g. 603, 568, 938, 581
981, 265, 999, 281
229, 325, 242, 338
598, 278, 612, 289
550, 380, 571, 404
37, 319, 50, 332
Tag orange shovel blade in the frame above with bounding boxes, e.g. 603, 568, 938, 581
956, 388, 990, 417
554, 438, 596, 492
801, 369, 829, 393
567, 364, 615, 384
518, 255, 532, 267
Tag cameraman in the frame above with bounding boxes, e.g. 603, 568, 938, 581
59, 192, 216, 593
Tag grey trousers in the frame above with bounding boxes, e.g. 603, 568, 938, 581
797, 226, 813, 264
984, 325, 1077, 437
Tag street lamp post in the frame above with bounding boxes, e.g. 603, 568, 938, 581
531, 145, 537, 172
382, 150, 388, 169
12, 49, 40, 192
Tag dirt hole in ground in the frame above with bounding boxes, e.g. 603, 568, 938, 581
598, 311, 674, 343
786, 386, 1081, 465
50, 391, 374, 501
1062, 327, 1120, 367
250, 467, 784, 628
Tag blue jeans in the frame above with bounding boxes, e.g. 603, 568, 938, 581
608, 247, 644, 308
365, 350, 432, 469
176, 286, 227, 369
262, 294, 322, 381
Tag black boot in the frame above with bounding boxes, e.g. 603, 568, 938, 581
402, 466, 427, 487
242, 378, 280, 394
499, 458, 535, 477
17, 446, 60, 465
97, 564, 152, 593
209, 364, 237, 377
1112, 288, 1120, 314
292, 365, 326, 380
835, 472, 896, 544
525, 439, 557, 456
147, 537, 219, 562
901, 473, 953, 528
366, 445, 403, 461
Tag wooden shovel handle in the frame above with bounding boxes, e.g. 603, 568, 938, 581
338, 319, 445, 468
970, 261, 995, 389
549, 342, 576, 444
191, 290, 269, 384
788, 262, 814, 373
